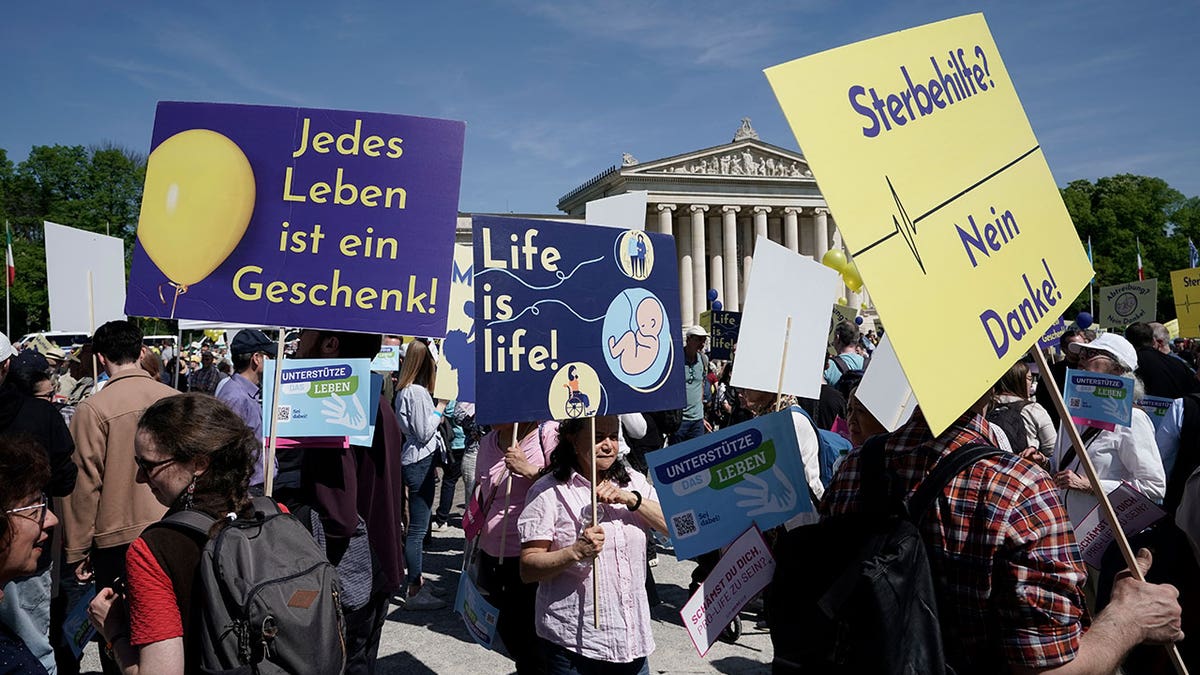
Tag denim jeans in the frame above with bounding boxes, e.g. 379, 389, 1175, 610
542, 639, 648, 675
402, 453, 437, 587
669, 417, 706, 446
0, 567, 55, 674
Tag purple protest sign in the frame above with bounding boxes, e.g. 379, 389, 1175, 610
1037, 316, 1067, 351
125, 102, 465, 336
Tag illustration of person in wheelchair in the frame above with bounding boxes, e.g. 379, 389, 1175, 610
563, 364, 592, 418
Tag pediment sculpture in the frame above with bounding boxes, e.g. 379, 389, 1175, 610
659, 150, 812, 178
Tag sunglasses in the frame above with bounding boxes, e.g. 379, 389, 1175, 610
7, 493, 49, 531
1078, 347, 1115, 363
134, 455, 177, 474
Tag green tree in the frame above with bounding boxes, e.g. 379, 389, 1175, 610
1061, 174, 1194, 321
0, 144, 148, 337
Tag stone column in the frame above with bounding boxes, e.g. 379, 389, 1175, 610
722, 206, 740, 311
690, 205, 708, 327
753, 207, 768, 248
740, 214, 753, 305
784, 207, 800, 254
814, 207, 830, 261
708, 214, 724, 312
678, 212, 693, 327
656, 203, 675, 237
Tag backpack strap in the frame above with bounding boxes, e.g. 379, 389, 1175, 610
907, 443, 1006, 524
156, 509, 218, 538
831, 353, 851, 375
1056, 426, 1102, 473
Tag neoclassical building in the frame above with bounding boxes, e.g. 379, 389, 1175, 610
459, 119, 866, 328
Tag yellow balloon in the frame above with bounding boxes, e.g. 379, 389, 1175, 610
842, 263, 863, 293
821, 249, 848, 272
836, 296, 848, 306
138, 129, 256, 287
204, 329, 223, 343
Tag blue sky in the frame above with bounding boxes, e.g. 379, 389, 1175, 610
2, 1, 1196, 214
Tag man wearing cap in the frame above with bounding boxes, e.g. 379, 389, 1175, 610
0, 332, 77, 673
671, 325, 711, 445
216, 329, 276, 495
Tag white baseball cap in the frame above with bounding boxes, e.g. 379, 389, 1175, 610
685, 325, 708, 338
0, 333, 13, 362
1068, 332, 1138, 372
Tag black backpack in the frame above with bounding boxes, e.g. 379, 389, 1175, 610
985, 399, 1030, 451
152, 497, 347, 674
829, 353, 869, 400
767, 437, 1004, 675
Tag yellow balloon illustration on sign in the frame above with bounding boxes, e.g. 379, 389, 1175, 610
137, 129, 256, 316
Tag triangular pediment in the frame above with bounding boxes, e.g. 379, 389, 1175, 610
624, 140, 812, 180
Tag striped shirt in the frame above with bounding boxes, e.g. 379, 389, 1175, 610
820, 411, 1088, 670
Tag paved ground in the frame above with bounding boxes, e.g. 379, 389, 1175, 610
80, 513, 772, 674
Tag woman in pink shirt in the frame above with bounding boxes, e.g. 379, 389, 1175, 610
518, 416, 667, 675
475, 421, 557, 674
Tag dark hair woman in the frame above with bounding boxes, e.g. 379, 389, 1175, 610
518, 415, 667, 674
991, 360, 1057, 465
88, 393, 257, 673
0, 436, 56, 673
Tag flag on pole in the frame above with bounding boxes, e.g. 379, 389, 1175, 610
1087, 236, 1094, 282
1136, 238, 1145, 281
4, 223, 13, 287
1190, 239, 1198, 269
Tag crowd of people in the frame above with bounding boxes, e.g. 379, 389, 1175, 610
0, 314, 1196, 673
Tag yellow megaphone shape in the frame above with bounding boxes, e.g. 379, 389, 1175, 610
137, 129, 256, 317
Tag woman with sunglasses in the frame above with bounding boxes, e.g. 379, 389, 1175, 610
1052, 333, 1166, 526
518, 416, 667, 675
0, 436, 57, 673
87, 394, 257, 674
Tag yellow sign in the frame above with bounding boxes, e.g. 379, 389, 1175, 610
433, 244, 475, 402
766, 14, 1092, 433
1171, 268, 1200, 338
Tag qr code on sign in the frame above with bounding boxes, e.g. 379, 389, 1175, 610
672, 510, 699, 539
276, 406, 292, 422
1068, 397, 1081, 408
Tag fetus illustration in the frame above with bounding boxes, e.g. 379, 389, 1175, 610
607, 296, 663, 375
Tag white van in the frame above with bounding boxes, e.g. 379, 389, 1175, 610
18, 331, 90, 350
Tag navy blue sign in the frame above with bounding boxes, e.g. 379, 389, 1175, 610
472, 216, 683, 425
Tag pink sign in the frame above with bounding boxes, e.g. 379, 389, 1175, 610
680, 526, 775, 657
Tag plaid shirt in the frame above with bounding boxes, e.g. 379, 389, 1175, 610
188, 365, 221, 394
821, 411, 1087, 670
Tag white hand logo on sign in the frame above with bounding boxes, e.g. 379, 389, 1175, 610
321, 393, 368, 431
733, 465, 797, 517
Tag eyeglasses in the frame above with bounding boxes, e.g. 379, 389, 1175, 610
134, 455, 177, 475
7, 493, 49, 531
